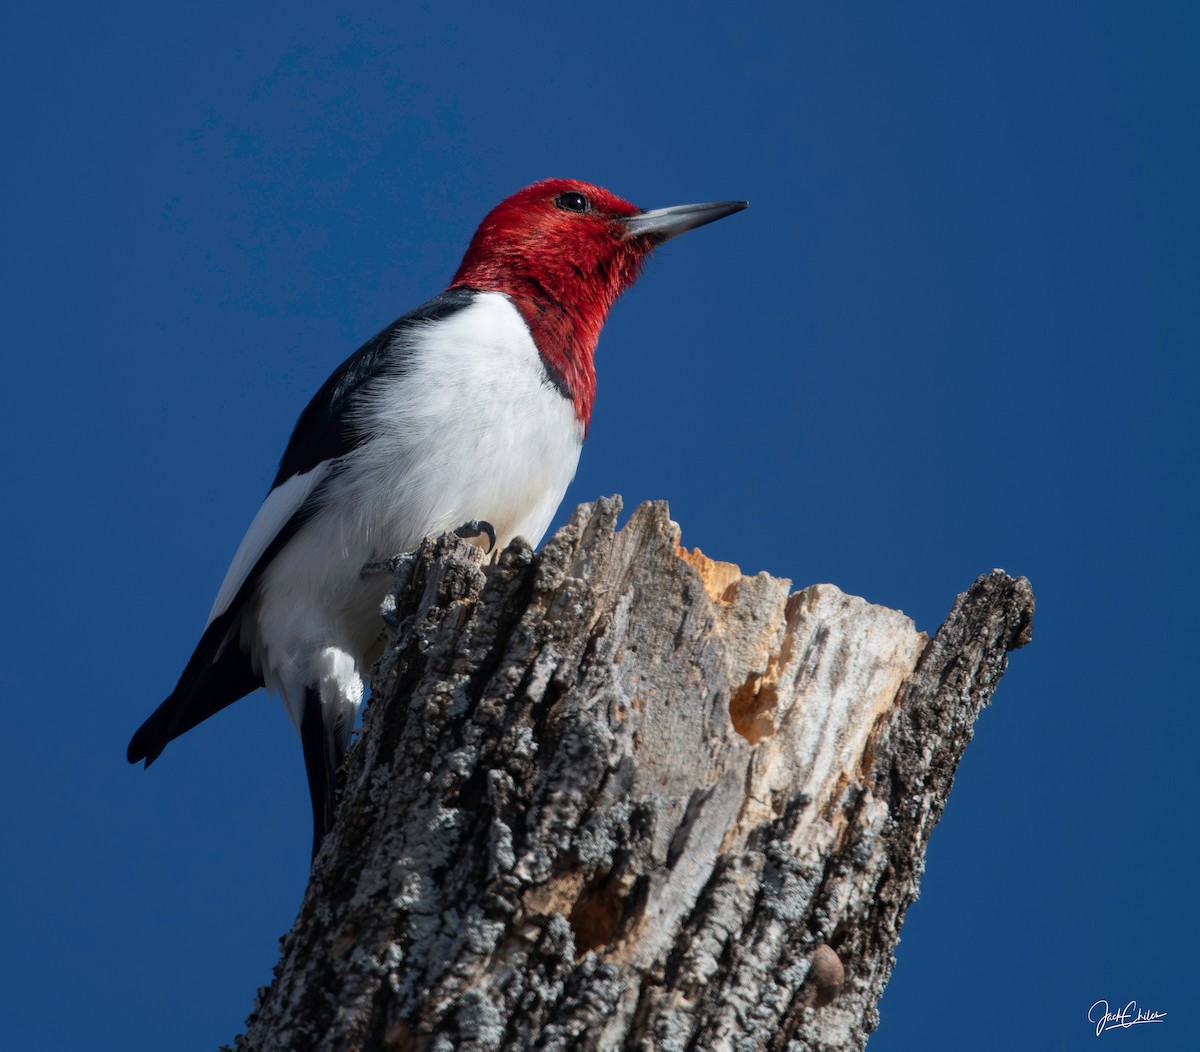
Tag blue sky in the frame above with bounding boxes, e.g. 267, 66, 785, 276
3, 3, 1196, 1049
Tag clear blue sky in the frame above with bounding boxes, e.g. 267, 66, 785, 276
3, 3, 1195, 1049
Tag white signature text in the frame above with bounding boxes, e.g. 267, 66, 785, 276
1088, 1000, 1167, 1035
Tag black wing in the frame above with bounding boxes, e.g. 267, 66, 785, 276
270, 287, 478, 487
127, 289, 478, 767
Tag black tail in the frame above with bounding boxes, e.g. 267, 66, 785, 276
128, 611, 262, 767
300, 687, 343, 859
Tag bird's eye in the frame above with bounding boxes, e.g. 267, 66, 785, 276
555, 191, 591, 213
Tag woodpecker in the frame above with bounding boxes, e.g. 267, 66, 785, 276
127, 179, 746, 856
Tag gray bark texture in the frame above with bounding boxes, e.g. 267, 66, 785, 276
232, 497, 1034, 1052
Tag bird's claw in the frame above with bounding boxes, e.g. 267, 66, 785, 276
454, 519, 497, 553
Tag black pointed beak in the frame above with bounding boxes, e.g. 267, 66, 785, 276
622, 199, 748, 244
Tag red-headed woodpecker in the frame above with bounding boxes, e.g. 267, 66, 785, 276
127, 179, 746, 856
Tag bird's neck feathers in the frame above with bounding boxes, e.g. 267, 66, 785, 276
449, 199, 652, 430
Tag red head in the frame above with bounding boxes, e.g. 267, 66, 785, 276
450, 179, 747, 428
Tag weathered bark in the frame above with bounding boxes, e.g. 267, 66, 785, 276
233, 497, 1033, 1052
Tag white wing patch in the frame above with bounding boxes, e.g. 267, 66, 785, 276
205, 464, 329, 627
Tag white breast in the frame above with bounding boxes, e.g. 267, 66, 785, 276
249, 291, 584, 717
342, 291, 585, 557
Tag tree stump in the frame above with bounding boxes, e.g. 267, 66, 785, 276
232, 497, 1034, 1051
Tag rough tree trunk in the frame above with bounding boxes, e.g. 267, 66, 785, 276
233, 497, 1034, 1052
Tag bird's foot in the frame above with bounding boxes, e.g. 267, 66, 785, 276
360, 552, 415, 578
454, 519, 497, 553
360, 521, 495, 580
